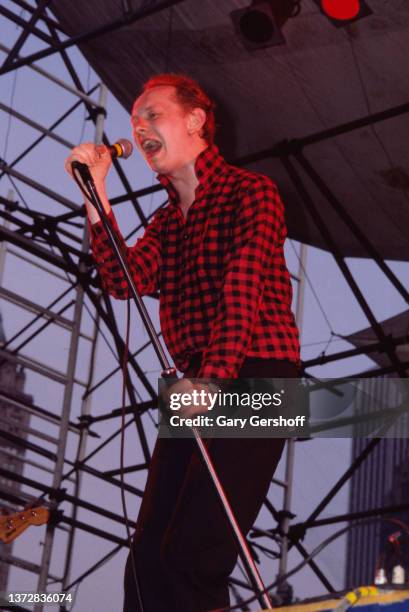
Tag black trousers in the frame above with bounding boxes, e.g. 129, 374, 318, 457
123, 357, 298, 612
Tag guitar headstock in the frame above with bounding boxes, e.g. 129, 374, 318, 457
0, 507, 49, 543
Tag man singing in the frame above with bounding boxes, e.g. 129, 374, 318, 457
65, 74, 300, 612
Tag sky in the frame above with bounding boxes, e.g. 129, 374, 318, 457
0, 2, 408, 611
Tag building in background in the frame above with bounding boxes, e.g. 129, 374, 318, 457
0, 313, 32, 591
345, 378, 409, 588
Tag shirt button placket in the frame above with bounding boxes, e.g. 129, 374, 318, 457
179, 223, 189, 328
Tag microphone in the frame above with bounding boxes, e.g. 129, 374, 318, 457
106, 138, 133, 159
71, 138, 133, 194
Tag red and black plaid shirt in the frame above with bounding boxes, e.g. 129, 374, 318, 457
90, 145, 300, 378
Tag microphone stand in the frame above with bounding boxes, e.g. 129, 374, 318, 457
72, 161, 273, 610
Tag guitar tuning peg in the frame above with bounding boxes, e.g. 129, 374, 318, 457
1, 505, 49, 544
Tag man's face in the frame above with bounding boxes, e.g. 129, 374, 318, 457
131, 86, 197, 174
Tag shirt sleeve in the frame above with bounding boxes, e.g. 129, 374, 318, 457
197, 176, 286, 379
89, 208, 165, 299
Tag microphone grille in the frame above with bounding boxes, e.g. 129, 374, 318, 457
117, 138, 133, 159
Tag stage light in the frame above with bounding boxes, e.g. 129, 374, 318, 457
230, 1, 300, 50
315, 0, 372, 26
321, 0, 360, 21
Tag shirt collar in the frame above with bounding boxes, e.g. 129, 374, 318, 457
156, 145, 226, 206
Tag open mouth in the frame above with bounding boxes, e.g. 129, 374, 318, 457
141, 139, 163, 156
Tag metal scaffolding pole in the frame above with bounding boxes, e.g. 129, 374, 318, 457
0, 42, 100, 107
282, 156, 407, 379
276, 243, 307, 591
0, 101, 75, 149
33, 83, 108, 612
60, 84, 108, 600
0, 1, 187, 76
60, 309, 101, 597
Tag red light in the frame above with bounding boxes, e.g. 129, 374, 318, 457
321, 0, 360, 20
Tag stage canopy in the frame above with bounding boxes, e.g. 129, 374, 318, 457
347, 309, 409, 370
50, 0, 409, 260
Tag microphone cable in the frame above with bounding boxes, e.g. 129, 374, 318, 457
72, 163, 145, 611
